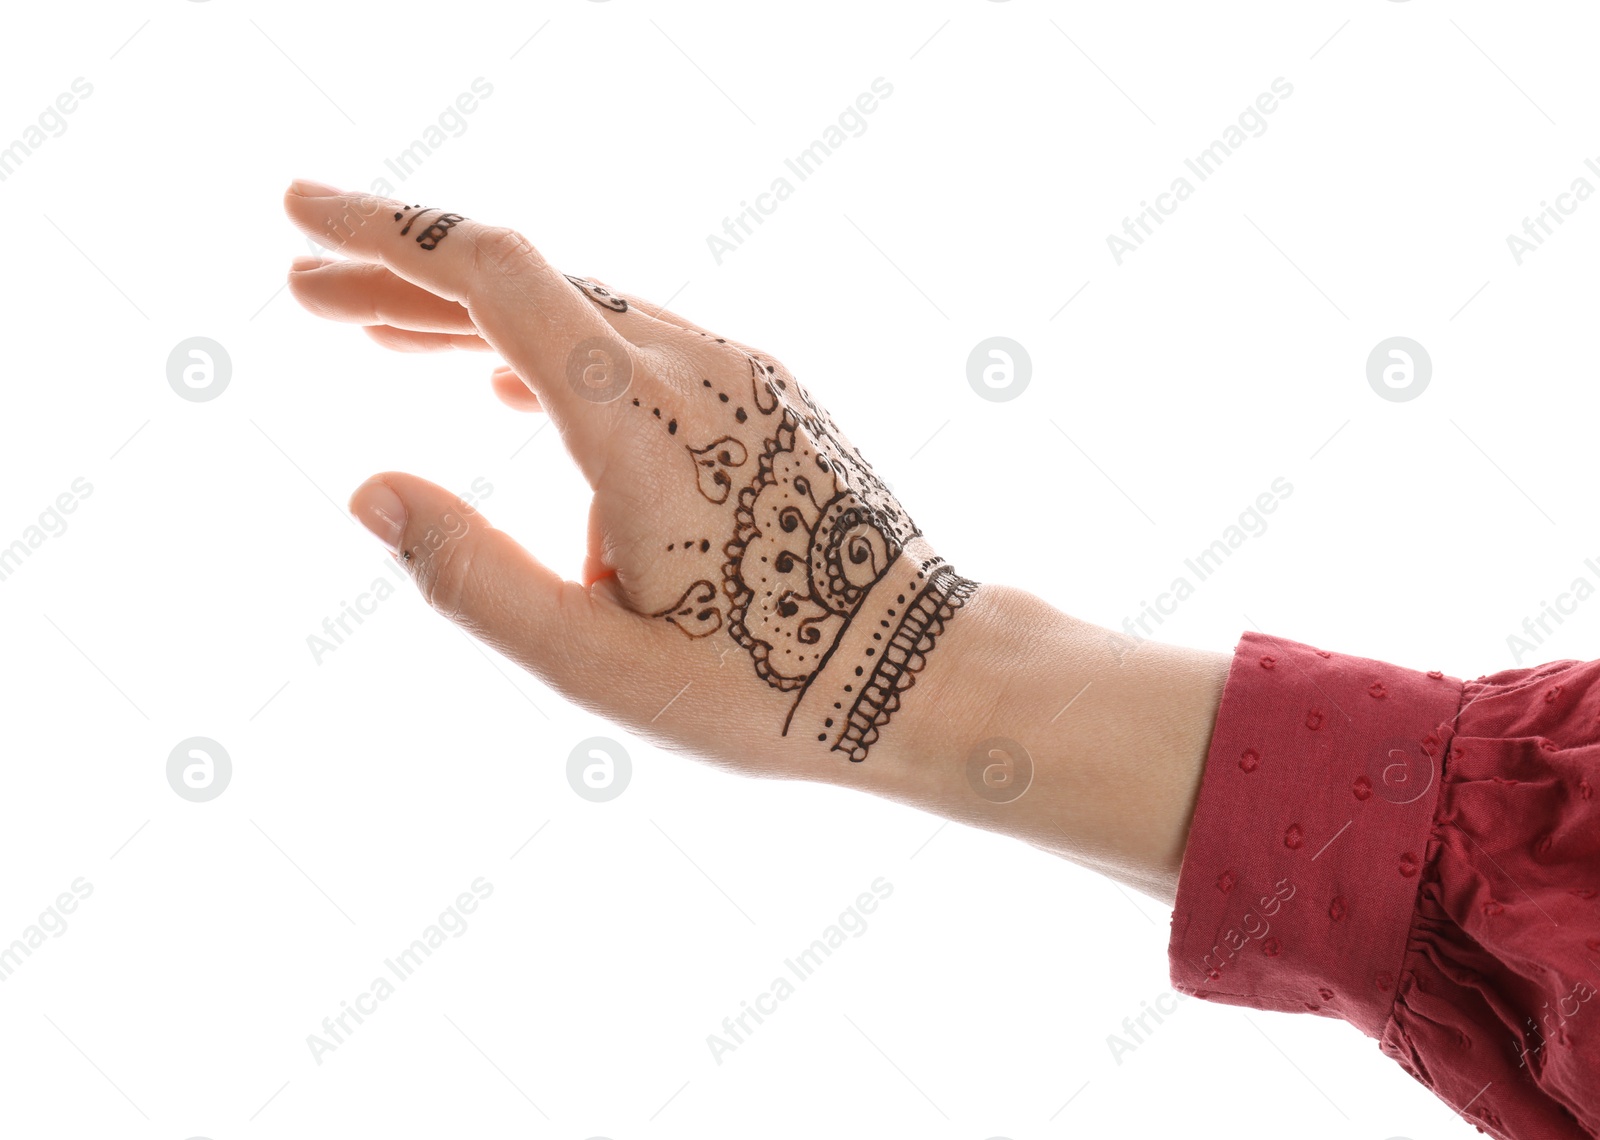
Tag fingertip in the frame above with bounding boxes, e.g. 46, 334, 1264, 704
349, 475, 407, 556
288, 178, 343, 198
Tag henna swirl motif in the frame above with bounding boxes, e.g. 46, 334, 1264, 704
715, 371, 975, 761
721, 406, 914, 691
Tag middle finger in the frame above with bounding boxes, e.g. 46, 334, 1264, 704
289, 257, 475, 334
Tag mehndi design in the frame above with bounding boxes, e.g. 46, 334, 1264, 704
563, 274, 628, 312
392, 206, 465, 250
569, 275, 976, 762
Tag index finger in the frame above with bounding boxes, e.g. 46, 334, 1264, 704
283, 179, 638, 447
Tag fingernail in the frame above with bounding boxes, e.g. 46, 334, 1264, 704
291, 255, 325, 272
289, 178, 342, 198
352, 480, 407, 556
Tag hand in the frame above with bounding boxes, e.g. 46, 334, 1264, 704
282, 181, 979, 782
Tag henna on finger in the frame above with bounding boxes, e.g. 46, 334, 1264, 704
392, 204, 466, 251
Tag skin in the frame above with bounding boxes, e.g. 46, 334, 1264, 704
282, 178, 1231, 905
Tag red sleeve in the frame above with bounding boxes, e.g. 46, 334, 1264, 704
1169, 631, 1600, 1140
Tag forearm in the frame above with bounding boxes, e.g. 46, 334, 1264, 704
835, 582, 1231, 905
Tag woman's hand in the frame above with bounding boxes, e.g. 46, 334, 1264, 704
282, 179, 1231, 904
282, 181, 981, 784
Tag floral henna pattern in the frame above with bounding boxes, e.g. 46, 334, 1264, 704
720, 403, 910, 691
719, 372, 978, 761
566, 277, 976, 762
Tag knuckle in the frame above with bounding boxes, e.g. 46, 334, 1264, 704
472, 225, 540, 281
465, 225, 549, 310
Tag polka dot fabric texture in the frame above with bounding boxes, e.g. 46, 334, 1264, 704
1168, 632, 1599, 1139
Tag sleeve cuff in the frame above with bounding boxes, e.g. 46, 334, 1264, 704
1167, 631, 1465, 1037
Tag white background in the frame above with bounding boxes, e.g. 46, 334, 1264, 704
1, 1, 1593, 1137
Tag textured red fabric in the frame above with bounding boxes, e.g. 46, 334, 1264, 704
1169, 632, 1600, 1139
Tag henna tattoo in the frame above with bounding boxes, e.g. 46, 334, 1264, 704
634, 338, 975, 763
416, 213, 463, 250
564, 274, 628, 312
803, 562, 976, 761
721, 403, 911, 691
750, 356, 781, 415
392, 205, 465, 250
688, 437, 748, 504
652, 580, 722, 638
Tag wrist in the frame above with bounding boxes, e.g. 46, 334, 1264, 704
836, 580, 1232, 903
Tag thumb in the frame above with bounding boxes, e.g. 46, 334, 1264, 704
346, 472, 642, 700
